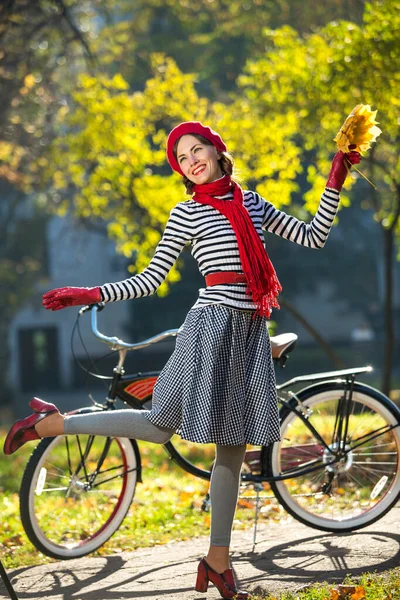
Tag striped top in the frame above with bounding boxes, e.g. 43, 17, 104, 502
100, 187, 340, 312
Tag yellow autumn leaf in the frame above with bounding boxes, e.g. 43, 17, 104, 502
351, 586, 366, 600
334, 104, 382, 154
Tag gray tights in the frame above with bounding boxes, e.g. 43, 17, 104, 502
64, 410, 246, 546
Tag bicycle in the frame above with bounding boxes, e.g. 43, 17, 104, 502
19, 303, 400, 560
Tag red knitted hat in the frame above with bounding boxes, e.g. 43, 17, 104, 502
166, 121, 227, 176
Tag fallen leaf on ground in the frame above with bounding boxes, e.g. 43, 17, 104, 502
330, 585, 366, 599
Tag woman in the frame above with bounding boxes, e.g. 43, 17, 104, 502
4, 122, 360, 599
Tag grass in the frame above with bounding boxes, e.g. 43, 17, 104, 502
1, 430, 399, 600
0, 432, 286, 570
248, 570, 400, 599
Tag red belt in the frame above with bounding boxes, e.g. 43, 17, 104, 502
205, 271, 247, 286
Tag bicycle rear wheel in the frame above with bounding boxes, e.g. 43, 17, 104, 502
20, 428, 139, 559
267, 381, 400, 532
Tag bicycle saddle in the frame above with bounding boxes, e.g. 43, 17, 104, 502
270, 333, 298, 361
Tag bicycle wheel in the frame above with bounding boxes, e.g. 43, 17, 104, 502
267, 381, 400, 532
20, 427, 139, 559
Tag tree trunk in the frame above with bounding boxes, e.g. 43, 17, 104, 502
279, 296, 345, 368
381, 226, 395, 395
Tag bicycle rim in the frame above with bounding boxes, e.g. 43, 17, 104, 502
270, 388, 400, 531
21, 435, 137, 559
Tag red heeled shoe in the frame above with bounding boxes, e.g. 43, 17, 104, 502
29, 397, 58, 414
195, 558, 249, 599
3, 398, 59, 455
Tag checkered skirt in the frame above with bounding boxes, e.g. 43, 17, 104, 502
145, 304, 281, 446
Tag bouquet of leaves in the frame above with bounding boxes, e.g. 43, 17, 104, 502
334, 104, 382, 188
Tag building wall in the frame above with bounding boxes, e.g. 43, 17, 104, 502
8, 215, 132, 414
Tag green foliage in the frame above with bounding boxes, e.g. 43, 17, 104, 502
90, 0, 365, 96
238, 1, 400, 233
0, 0, 95, 190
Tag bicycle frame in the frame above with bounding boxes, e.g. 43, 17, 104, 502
20, 306, 400, 561
79, 304, 396, 485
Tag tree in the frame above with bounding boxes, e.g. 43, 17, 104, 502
87, 0, 365, 97
0, 0, 95, 187
236, 0, 400, 393
0, 0, 94, 405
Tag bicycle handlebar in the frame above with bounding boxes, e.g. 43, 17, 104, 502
81, 303, 179, 351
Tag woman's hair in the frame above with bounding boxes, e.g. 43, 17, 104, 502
173, 133, 236, 195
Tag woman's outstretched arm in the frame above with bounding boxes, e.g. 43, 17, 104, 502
260, 150, 361, 249
261, 187, 340, 249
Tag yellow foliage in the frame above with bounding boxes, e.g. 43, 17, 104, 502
23, 74, 36, 89
334, 104, 382, 154
35, 57, 212, 294
0, 141, 15, 161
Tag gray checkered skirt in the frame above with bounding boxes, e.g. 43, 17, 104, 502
145, 304, 281, 446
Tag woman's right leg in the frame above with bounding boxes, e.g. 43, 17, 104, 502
35, 410, 174, 444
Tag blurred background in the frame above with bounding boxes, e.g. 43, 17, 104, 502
1, 0, 399, 421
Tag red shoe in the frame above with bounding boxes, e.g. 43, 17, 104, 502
3, 398, 59, 455
195, 558, 249, 599
29, 397, 58, 414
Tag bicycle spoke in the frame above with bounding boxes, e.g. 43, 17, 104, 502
271, 387, 400, 530
24, 433, 138, 557
40, 486, 70, 493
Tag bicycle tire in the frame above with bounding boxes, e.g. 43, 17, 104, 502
20, 410, 140, 560
266, 380, 400, 532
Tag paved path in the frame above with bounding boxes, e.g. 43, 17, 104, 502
1, 504, 400, 600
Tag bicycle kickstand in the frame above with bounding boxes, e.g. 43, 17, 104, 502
252, 483, 263, 551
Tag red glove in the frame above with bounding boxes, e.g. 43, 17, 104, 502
326, 145, 361, 192
42, 287, 102, 311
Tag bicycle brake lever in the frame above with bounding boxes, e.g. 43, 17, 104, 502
79, 302, 105, 315
79, 305, 91, 315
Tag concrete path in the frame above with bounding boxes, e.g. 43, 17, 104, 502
1, 503, 399, 600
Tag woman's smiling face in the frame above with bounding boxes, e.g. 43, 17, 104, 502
176, 134, 223, 185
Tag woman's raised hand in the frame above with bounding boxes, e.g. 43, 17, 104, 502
42, 286, 102, 311
326, 145, 361, 192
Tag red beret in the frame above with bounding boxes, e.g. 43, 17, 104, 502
166, 121, 227, 176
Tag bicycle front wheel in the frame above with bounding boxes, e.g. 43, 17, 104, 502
268, 382, 400, 532
20, 432, 139, 559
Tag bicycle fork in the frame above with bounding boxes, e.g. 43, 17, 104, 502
332, 374, 356, 452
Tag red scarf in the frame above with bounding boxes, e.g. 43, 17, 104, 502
193, 175, 282, 318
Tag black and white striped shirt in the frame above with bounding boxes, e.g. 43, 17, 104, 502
100, 187, 340, 312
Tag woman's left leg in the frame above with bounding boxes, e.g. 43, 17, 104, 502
206, 443, 247, 573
